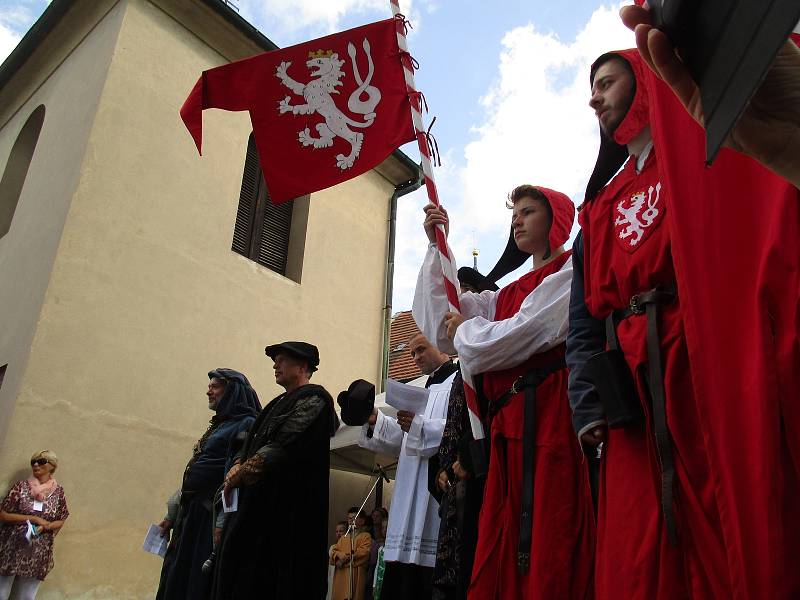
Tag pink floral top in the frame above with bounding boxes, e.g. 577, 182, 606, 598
0, 480, 69, 580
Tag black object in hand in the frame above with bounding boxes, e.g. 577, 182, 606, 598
337, 379, 376, 426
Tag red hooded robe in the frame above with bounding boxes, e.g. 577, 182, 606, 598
581, 47, 800, 599
469, 188, 595, 600
645, 32, 800, 598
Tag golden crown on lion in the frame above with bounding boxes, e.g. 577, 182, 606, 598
307, 49, 334, 59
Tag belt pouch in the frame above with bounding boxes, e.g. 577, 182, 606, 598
583, 350, 641, 428
582, 314, 642, 429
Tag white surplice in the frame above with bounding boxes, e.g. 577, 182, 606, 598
358, 373, 456, 567
412, 243, 572, 377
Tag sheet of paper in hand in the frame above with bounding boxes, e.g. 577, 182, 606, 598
385, 379, 430, 413
222, 487, 239, 513
24, 521, 38, 544
142, 524, 169, 557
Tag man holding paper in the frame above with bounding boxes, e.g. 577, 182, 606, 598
359, 334, 458, 599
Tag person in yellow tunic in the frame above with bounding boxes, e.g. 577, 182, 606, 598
330, 508, 372, 600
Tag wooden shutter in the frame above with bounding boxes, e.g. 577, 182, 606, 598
231, 134, 260, 257
232, 133, 294, 276
256, 193, 293, 274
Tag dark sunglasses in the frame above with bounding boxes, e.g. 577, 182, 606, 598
31, 458, 50, 467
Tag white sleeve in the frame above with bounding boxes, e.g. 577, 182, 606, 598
358, 410, 404, 456
404, 414, 446, 458
453, 257, 573, 375
413, 244, 497, 354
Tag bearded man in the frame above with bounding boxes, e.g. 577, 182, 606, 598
567, 48, 800, 599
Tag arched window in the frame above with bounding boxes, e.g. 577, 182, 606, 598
0, 105, 45, 240
232, 133, 308, 281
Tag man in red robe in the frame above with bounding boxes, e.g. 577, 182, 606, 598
415, 186, 595, 600
567, 47, 800, 599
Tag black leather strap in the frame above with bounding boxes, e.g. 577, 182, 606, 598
646, 301, 679, 545
609, 283, 678, 545
517, 378, 537, 573
496, 361, 566, 573
483, 361, 565, 572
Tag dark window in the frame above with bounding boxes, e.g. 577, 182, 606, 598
233, 133, 294, 276
1, 105, 45, 240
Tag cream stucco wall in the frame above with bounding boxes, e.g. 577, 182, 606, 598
0, 0, 123, 451
0, 1, 413, 597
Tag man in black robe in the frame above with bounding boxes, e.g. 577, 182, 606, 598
156, 369, 261, 600
210, 341, 339, 600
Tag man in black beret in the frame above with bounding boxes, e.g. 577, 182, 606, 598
210, 341, 339, 600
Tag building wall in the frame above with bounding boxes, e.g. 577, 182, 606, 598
0, 0, 123, 452
0, 0, 402, 597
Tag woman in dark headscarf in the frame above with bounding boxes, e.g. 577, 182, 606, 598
156, 369, 260, 600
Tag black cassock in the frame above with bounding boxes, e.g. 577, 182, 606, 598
211, 383, 339, 600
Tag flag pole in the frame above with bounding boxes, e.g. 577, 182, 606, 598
389, 1, 486, 447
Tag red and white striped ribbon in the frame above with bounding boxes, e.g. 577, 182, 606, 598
390, 0, 486, 441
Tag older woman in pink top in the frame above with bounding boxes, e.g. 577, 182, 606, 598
0, 450, 69, 600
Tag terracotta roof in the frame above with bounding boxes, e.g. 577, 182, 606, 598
387, 311, 423, 382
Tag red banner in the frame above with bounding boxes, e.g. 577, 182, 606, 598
181, 18, 415, 204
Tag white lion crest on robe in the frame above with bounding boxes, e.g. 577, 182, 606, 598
276, 40, 382, 170
615, 182, 662, 247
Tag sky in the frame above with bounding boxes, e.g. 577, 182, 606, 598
0, 0, 635, 311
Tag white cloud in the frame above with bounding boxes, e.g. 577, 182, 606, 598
0, 22, 22, 64
392, 3, 635, 309
0, 1, 49, 63
236, 0, 427, 41
459, 4, 632, 235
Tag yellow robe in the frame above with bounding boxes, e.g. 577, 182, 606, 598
330, 530, 372, 600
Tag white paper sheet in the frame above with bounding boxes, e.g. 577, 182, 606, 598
385, 379, 430, 413
222, 487, 239, 513
142, 524, 169, 557
24, 520, 37, 543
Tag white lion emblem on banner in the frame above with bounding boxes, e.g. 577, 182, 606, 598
615, 182, 662, 247
276, 39, 381, 170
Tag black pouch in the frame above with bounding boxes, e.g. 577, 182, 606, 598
583, 348, 642, 429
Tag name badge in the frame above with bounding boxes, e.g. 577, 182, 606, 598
32, 500, 44, 512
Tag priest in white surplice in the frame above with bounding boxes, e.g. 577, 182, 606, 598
359, 333, 459, 599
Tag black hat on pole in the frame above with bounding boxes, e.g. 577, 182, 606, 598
264, 341, 320, 372
337, 379, 376, 426
457, 267, 499, 293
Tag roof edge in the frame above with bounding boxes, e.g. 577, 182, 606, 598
0, 0, 72, 92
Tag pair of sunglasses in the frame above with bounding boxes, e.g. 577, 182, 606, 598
31, 458, 50, 467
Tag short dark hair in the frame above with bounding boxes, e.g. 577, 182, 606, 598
294, 356, 317, 377
347, 506, 360, 515
590, 53, 634, 88
506, 185, 554, 259
506, 185, 553, 223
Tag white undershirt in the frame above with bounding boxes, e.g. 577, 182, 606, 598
635, 140, 654, 174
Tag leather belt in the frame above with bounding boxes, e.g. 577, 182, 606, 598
610, 283, 678, 546
487, 359, 566, 573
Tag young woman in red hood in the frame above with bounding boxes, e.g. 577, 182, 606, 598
413, 185, 595, 600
